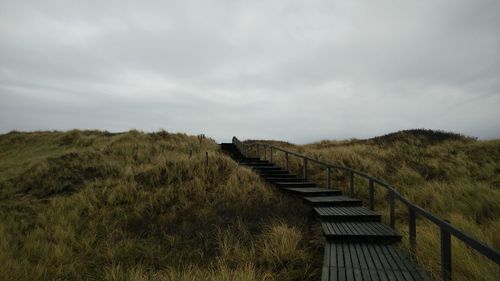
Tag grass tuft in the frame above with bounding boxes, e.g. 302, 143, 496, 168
249, 129, 499, 281
0, 130, 321, 281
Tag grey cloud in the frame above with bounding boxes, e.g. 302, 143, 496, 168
1, 0, 499, 143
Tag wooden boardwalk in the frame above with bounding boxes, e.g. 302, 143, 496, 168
221, 142, 428, 281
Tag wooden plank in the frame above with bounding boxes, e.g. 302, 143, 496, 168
303, 196, 362, 207
323, 242, 428, 281
373, 244, 399, 281
243, 162, 274, 166
349, 244, 364, 281
315, 207, 379, 216
305, 196, 358, 203
274, 181, 317, 187
380, 245, 411, 281
347, 222, 362, 236
322, 241, 331, 281
257, 171, 292, 176
321, 222, 401, 242
386, 245, 427, 281
264, 177, 305, 182
338, 242, 345, 268
344, 243, 352, 271
282, 187, 342, 196
360, 243, 375, 270
339, 268, 346, 281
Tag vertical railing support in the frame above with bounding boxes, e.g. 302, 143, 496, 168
270, 147, 273, 163
285, 152, 289, 171
257, 145, 260, 159
349, 171, 354, 196
389, 191, 395, 228
369, 179, 375, 211
263, 147, 267, 160
409, 207, 416, 251
441, 223, 452, 281
205, 151, 208, 166
303, 158, 308, 180
326, 167, 331, 189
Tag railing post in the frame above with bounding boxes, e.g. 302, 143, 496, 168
409, 207, 416, 251
303, 158, 308, 180
205, 151, 208, 166
369, 179, 375, 211
326, 167, 331, 189
389, 191, 395, 228
270, 147, 273, 163
285, 152, 289, 171
225, 138, 500, 273
441, 222, 452, 281
349, 171, 354, 196
257, 145, 260, 159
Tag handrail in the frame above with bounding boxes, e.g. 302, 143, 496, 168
232, 136, 246, 156
232, 136, 500, 281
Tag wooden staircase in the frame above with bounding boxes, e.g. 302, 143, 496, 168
221, 142, 428, 281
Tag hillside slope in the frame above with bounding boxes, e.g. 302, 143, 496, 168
0, 130, 322, 281
249, 130, 500, 281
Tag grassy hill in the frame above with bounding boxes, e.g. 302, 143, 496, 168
0, 130, 322, 281
1, 129, 498, 281
249, 130, 500, 281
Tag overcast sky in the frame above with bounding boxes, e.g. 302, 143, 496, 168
1, 1, 499, 143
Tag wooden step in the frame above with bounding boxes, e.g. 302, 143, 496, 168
321, 222, 401, 243
241, 157, 261, 161
240, 160, 269, 165
282, 187, 342, 196
314, 206, 381, 222
274, 181, 317, 188
257, 170, 292, 176
303, 196, 362, 207
253, 166, 283, 171
263, 177, 305, 183
322, 242, 428, 281
244, 163, 276, 167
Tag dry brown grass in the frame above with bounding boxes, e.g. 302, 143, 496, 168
247, 130, 500, 281
0, 130, 322, 281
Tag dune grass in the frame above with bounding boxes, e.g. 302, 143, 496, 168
248, 129, 500, 281
0, 130, 322, 281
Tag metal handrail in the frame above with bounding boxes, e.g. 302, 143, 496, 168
232, 136, 500, 281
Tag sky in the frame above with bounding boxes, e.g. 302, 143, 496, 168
1, 0, 499, 143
